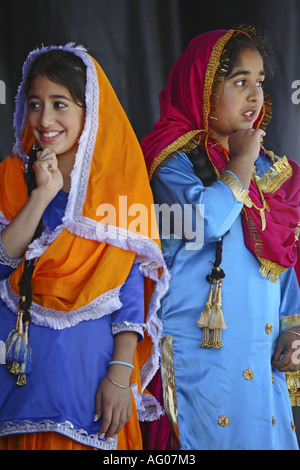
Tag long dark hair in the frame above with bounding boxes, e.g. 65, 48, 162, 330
19, 50, 86, 320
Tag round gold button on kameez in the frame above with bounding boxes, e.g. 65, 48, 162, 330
218, 416, 229, 427
266, 323, 273, 334
243, 369, 254, 380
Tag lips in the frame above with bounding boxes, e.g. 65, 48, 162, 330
39, 130, 64, 142
242, 108, 257, 121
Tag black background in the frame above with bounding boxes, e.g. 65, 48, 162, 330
0, 0, 299, 163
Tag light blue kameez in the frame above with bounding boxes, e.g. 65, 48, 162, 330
151, 151, 300, 450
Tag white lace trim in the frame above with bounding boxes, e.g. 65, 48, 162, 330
0, 277, 122, 330
0, 225, 23, 269
131, 383, 164, 422
111, 321, 145, 339
0, 419, 117, 450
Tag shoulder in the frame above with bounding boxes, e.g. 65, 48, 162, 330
152, 151, 196, 182
0, 155, 26, 178
0, 156, 27, 219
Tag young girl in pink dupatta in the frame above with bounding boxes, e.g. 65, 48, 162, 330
141, 26, 300, 450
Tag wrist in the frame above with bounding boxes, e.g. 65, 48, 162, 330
107, 363, 133, 385
30, 187, 53, 208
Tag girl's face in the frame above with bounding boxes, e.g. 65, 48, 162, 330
27, 75, 85, 165
209, 47, 265, 150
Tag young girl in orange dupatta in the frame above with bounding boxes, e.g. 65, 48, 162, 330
141, 26, 300, 450
0, 44, 169, 450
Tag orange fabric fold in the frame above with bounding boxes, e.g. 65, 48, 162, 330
0, 433, 95, 450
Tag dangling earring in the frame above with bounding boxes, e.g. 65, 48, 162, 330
32, 141, 41, 151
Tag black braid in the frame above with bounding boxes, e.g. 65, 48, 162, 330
18, 147, 44, 320
187, 146, 225, 282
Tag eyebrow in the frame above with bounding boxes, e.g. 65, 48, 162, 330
28, 94, 72, 101
228, 70, 265, 79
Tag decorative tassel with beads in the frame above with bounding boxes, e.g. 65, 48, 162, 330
197, 238, 226, 348
197, 280, 214, 347
5, 297, 32, 386
208, 279, 226, 348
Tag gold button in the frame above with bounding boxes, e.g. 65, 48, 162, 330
291, 421, 296, 432
218, 416, 229, 427
243, 369, 254, 380
266, 323, 273, 334
272, 416, 276, 427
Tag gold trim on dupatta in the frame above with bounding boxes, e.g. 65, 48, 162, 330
160, 335, 180, 449
286, 371, 300, 407
149, 131, 201, 180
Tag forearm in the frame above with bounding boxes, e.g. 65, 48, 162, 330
1, 188, 51, 258
224, 155, 254, 190
107, 331, 138, 386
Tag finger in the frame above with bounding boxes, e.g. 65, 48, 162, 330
35, 154, 58, 172
99, 408, 113, 439
105, 408, 122, 440
94, 391, 103, 424
36, 148, 52, 159
271, 342, 283, 365
113, 405, 131, 437
272, 350, 292, 370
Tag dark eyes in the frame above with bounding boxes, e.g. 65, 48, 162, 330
28, 101, 67, 111
235, 79, 264, 88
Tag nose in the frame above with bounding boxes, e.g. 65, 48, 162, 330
39, 105, 55, 128
247, 83, 261, 103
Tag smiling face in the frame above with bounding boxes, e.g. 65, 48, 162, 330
209, 47, 265, 150
27, 75, 85, 167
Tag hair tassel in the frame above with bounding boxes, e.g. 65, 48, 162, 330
5, 297, 32, 386
197, 239, 226, 349
208, 278, 226, 348
197, 280, 214, 347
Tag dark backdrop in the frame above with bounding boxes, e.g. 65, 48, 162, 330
0, 0, 299, 163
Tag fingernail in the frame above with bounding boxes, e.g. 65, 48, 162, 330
106, 437, 112, 443
93, 414, 99, 422
99, 433, 105, 439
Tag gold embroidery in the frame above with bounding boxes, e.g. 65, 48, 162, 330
265, 323, 273, 334
286, 371, 300, 407
203, 30, 235, 131
291, 421, 296, 432
218, 415, 229, 427
149, 131, 202, 180
295, 220, 300, 243
243, 369, 254, 381
160, 335, 180, 448
219, 171, 252, 207
258, 256, 287, 282
255, 155, 293, 193
280, 315, 300, 332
